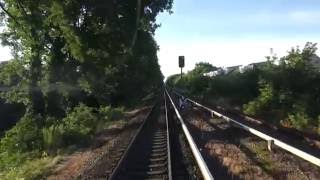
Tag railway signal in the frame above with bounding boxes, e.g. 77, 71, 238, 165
179, 56, 185, 79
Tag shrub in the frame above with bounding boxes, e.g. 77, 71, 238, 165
41, 105, 125, 149
288, 111, 310, 130
99, 106, 124, 121
61, 104, 98, 146
42, 125, 64, 152
0, 113, 43, 154
95, 106, 124, 132
243, 80, 274, 116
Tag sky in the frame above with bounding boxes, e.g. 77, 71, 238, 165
155, 0, 320, 77
1, 1, 320, 78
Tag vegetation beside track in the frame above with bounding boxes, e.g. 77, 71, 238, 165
167, 42, 320, 135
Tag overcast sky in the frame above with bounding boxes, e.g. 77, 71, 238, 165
155, 0, 320, 77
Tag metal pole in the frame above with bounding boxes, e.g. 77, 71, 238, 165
180, 67, 182, 79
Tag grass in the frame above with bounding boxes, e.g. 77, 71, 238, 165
0, 155, 61, 180
247, 141, 277, 173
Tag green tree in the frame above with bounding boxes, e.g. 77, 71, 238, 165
191, 62, 217, 75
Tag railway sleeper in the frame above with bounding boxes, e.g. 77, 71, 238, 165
152, 141, 167, 146
152, 148, 167, 153
119, 174, 165, 180
155, 130, 166, 134
152, 144, 167, 149
149, 156, 167, 162
127, 159, 167, 167
153, 140, 166, 144
153, 135, 166, 139
128, 165, 167, 172
127, 168, 167, 176
154, 131, 166, 134
150, 151, 167, 157
150, 154, 167, 160
154, 131, 165, 134
153, 136, 166, 140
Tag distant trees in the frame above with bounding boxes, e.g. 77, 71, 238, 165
192, 62, 218, 75
167, 43, 320, 134
166, 62, 217, 95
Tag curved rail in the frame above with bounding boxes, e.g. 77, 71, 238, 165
170, 89, 320, 167
165, 89, 214, 180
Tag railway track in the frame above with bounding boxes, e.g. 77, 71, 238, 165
108, 94, 200, 180
109, 103, 170, 180
85, 88, 319, 179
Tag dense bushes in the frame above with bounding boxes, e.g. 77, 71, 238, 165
167, 43, 320, 134
42, 105, 124, 151
0, 113, 42, 153
0, 104, 124, 179
207, 70, 260, 106
244, 43, 320, 131
167, 63, 260, 106
243, 80, 275, 116
0, 104, 124, 155
61, 104, 98, 145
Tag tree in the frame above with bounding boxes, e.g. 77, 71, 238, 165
0, 0, 173, 114
191, 62, 217, 75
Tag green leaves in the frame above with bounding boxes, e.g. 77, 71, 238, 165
243, 80, 274, 116
0, 113, 42, 153
0, 60, 29, 105
62, 104, 97, 138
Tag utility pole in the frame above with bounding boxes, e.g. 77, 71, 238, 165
179, 56, 185, 79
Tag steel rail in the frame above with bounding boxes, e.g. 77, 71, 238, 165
165, 89, 214, 180
164, 92, 173, 180
171, 89, 320, 167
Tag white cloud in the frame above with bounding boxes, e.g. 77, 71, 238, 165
243, 10, 320, 26
289, 10, 320, 24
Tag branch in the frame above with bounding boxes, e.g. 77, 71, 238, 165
16, 0, 28, 18
0, 2, 20, 25
130, 0, 142, 52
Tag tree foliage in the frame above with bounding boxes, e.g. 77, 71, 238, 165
0, 0, 172, 112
